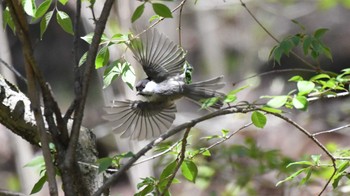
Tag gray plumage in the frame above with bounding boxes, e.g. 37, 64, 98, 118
103, 28, 225, 140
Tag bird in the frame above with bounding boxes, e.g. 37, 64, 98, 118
103, 28, 225, 140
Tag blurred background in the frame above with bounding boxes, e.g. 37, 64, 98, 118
1, 0, 350, 195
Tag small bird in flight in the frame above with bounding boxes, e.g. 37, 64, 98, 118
103, 28, 225, 140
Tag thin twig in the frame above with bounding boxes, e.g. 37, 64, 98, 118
233, 68, 316, 86
191, 122, 253, 158
265, 111, 336, 195
161, 127, 191, 196
133, 140, 181, 166
177, 0, 187, 47
313, 124, 350, 136
134, 0, 189, 38
307, 91, 350, 102
0, 58, 27, 83
239, 0, 318, 71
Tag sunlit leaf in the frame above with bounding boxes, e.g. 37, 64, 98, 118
251, 111, 267, 128
201, 97, 220, 109
40, 11, 53, 39
288, 75, 303, 82
35, 0, 52, 19
260, 106, 283, 114
95, 46, 110, 69
297, 81, 315, 95
181, 160, 198, 183
58, 0, 69, 5
23, 0, 36, 17
286, 161, 313, 168
56, 10, 74, 35
266, 96, 288, 108
292, 95, 308, 111
78, 52, 88, 67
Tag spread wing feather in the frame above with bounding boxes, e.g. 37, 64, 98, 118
128, 28, 186, 82
103, 100, 176, 140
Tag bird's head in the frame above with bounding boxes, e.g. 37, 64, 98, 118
136, 78, 150, 94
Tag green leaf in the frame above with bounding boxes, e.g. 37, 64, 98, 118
251, 111, 267, 128
58, 0, 69, 5
279, 39, 294, 56
288, 75, 303, 82
120, 62, 135, 90
201, 97, 220, 109
311, 154, 321, 164
286, 161, 313, 168
271, 46, 283, 64
40, 11, 53, 39
310, 73, 330, 81
103, 61, 120, 88
79, 52, 88, 66
276, 168, 308, 186
30, 173, 47, 194
159, 160, 177, 190
260, 106, 283, 114
149, 15, 161, 23
3, 7, 16, 33
181, 160, 198, 183
224, 85, 248, 103
23, 0, 36, 17
152, 3, 173, 18
56, 10, 74, 35
292, 96, 308, 111
97, 157, 113, 173
202, 149, 211, 157
297, 81, 315, 95
314, 28, 329, 39
303, 36, 312, 55
132, 3, 145, 23
223, 94, 237, 103
81, 33, 94, 44
95, 46, 110, 69
221, 129, 229, 137
300, 168, 312, 185
266, 96, 288, 108
24, 156, 44, 168
135, 185, 154, 196
332, 161, 350, 188
35, 0, 52, 19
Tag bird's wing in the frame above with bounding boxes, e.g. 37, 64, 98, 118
103, 100, 176, 140
128, 28, 186, 83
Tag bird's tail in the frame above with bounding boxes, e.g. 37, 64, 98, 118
183, 76, 225, 109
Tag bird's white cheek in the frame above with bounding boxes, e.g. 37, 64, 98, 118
142, 81, 158, 94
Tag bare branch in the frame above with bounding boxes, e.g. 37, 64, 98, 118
0, 58, 27, 83
313, 124, 350, 136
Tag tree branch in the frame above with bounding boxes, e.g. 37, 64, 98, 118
65, 0, 115, 194
93, 105, 255, 195
5, 1, 58, 194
